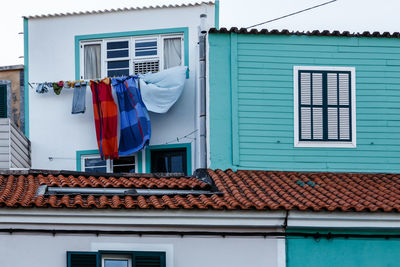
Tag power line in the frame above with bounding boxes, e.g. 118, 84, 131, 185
246, 0, 338, 29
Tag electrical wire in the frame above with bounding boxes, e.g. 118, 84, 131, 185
246, 0, 338, 29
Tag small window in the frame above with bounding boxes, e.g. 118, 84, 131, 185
163, 37, 182, 69
80, 33, 184, 78
106, 40, 130, 77
294, 66, 356, 148
68, 251, 166, 267
81, 155, 136, 173
151, 148, 187, 174
102, 255, 131, 267
83, 43, 101, 79
0, 84, 7, 118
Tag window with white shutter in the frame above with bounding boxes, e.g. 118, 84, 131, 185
294, 66, 356, 148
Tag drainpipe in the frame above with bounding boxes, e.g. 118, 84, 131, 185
199, 14, 208, 169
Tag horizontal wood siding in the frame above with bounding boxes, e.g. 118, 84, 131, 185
209, 33, 400, 173
9, 120, 30, 168
0, 119, 10, 169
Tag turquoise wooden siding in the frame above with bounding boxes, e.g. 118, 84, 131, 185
209, 33, 400, 173
287, 234, 400, 267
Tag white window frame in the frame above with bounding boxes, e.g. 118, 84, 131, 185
81, 154, 138, 173
80, 41, 103, 80
102, 254, 131, 267
80, 34, 184, 79
293, 66, 356, 148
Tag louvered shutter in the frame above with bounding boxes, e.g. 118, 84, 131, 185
133, 252, 166, 267
0, 85, 7, 118
338, 73, 351, 140
298, 70, 352, 142
67, 252, 99, 267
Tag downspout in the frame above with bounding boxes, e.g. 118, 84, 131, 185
199, 14, 208, 168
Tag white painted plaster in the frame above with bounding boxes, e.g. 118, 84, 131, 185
0, 233, 280, 267
28, 4, 216, 173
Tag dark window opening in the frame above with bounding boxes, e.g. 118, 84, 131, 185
150, 148, 187, 175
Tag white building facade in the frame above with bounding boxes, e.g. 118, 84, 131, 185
25, 2, 216, 174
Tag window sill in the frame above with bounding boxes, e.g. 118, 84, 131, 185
294, 141, 357, 148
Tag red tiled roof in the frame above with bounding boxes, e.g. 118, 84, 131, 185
0, 169, 400, 212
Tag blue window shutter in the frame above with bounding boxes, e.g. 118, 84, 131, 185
133, 252, 166, 267
0, 85, 7, 118
67, 252, 99, 267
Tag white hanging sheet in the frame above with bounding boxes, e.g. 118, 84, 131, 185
139, 66, 187, 113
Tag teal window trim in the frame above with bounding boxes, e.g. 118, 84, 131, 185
215, 0, 220, 30
145, 143, 192, 175
76, 149, 100, 171
75, 27, 190, 80
23, 17, 29, 138
76, 149, 142, 172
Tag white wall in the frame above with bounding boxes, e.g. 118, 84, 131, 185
27, 4, 215, 172
0, 233, 281, 267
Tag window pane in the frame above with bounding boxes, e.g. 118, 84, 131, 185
104, 259, 129, 267
85, 157, 106, 167
108, 69, 130, 77
136, 50, 158, 57
328, 107, 338, 140
339, 107, 350, 140
327, 73, 338, 105
113, 156, 135, 173
107, 50, 129, 58
300, 72, 311, 105
84, 44, 101, 79
164, 37, 182, 69
313, 107, 323, 140
135, 39, 157, 57
312, 73, 323, 105
300, 107, 311, 140
85, 167, 107, 173
107, 41, 129, 50
151, 149, 187, 174
107, 60, 130, 69
339, 73, 350, 105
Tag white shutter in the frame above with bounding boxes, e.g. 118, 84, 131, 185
339, 73, 349, 105
339, 108, 350, 140
328, 107, 338, 139
300, 73, 311, 105
301, 107, 311, 139
327, 73, 338, 105
312, 73, 323, 105
313, 107, 323, 139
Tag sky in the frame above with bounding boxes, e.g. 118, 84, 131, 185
1, 0, 399, 66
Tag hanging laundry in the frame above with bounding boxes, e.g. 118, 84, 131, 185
112, 76, 151, 156
71, 81, 87, 114
52, 81, 64, 95
35, 82, 53, 94
139, 66, 187, 113
90, 78, 118, 160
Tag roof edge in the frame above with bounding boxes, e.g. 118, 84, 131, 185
0, 65, 24, 71
209, 27, 400, 38
23, 1, 215, 19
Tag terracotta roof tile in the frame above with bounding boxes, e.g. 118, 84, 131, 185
0, 169, 400, 212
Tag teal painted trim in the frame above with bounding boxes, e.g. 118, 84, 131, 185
145, 143, 192, 175
23, 18, 29, 138
74, 27, 190, 80
76, 149, 99, 171
230, 33, 239, 165
215, 0, 220, 30
137, 151, 143, 173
